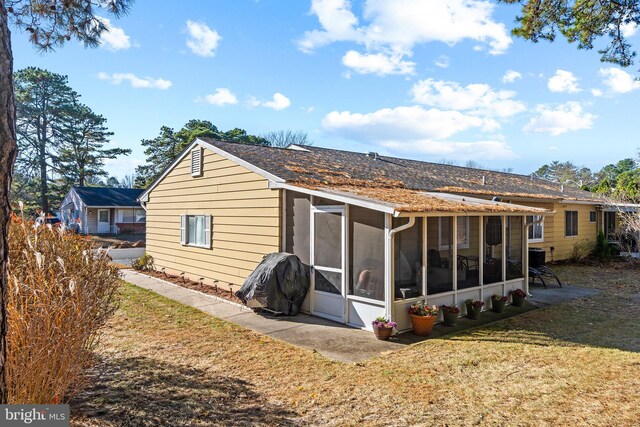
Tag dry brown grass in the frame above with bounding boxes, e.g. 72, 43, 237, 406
71, 264, 640, 426
7, 216, 121, 404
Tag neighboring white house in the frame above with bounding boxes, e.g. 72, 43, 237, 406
59, 186, 146, 235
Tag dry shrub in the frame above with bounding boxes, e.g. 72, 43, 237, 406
569, 239, 595, 263
6, 214, 121, 403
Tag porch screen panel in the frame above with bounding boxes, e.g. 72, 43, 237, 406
426, 217, 453, 295
506, 216, 524, 280
483, 216, 504, 285
457, 216, 480, 290
285, 191, 311, 264
314, 212, 342, 269
393, 217, 423, 300
349, 207, 385, 301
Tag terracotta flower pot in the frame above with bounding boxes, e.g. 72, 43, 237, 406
492, 299, 506, 313
373, 326, 393, 340
466, 303, 482, 320
442, 310, 459, 326
410, 314, 437, 336
511, 293, 526, 307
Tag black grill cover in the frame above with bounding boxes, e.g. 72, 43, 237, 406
235, 253, 310, 315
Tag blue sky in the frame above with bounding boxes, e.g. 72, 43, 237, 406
11, 0, 640, 179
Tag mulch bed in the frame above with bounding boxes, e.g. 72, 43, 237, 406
140, 270, 244, 305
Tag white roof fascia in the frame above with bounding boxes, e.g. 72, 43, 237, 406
139, 138, 286, 202
422, 192, 551, 214
269, 182, 397, 214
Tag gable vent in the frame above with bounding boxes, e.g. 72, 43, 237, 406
191, 147, 203, 177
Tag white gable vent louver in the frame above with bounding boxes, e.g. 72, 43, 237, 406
191, 146, 203, 177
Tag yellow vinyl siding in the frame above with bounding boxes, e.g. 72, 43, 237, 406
524, 202, 598, 261
145, 150, 281, 287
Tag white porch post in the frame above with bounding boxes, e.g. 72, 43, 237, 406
422, 217, 428, 300
384, 213, 393, 319
523, 215, 530, 296
479, 215, 484, 302
452, 216, 458, 306
502, 215, 507, 296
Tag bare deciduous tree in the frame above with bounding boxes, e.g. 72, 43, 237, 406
263, 130, 312, 148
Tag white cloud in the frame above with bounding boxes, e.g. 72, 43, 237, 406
621, 21, 638, 38
591, 88, 603, 97
298, 0, 511, 76
322, 106, 515, 159
410, 78, 526, 118
342, 50, 415, 75
599, 67, 640, 93
523, 102, 595, 136
501, 70, 522, 83
547, 69, 581, 93
203, 88, 238, 106
97, 17, 131, 51
97, 72, 172, 90
434, 55, 450, 69
186, 20, 222, 57
248, 93, 291, 110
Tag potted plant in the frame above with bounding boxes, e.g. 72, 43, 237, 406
510, 289, 527, 307
440, 305, 460, 326
491, 294, 508, 313
371, 317, 397, 340
465, 299, 485, 319
408, 302, 439, 336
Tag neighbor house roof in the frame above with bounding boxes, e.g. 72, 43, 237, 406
73, 186, 144, 207
198, 139, 600, 203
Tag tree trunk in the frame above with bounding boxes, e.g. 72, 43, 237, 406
39, 139, 48, 213
0, 0, 16, 404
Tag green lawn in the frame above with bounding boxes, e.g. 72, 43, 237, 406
71, 264, 640, 426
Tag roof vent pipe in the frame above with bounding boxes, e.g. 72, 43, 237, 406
367, 152, 379, 160
482, 175, 486, 185
561, 184, 564, 193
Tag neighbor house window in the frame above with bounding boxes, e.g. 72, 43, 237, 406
180, 214, 212, 248
526, 215, 544, 243
439, 217, 469, 250
191, 146, 203, 177
120, 208, 146, 223
589, 211, 597, 223
565, 211, 578, 237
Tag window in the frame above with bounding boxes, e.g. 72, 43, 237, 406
565, 211, 578, 237
589, 211, 597, 223
191, 147, 203, 177
439, 217, 469, 250
526, 215, 544, 243
120, 208, 146, 223
180, 214, 212, 248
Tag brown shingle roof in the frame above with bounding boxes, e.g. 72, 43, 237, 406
201, 139, 600, 205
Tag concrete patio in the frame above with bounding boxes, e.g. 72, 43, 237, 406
120, 270, 600, 363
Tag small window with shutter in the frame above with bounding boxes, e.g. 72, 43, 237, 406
180, 214, 212, 248
191, 146, 203, 177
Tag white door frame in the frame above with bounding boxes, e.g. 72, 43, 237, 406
310, 205, 347, 323
97, 209, 110, 234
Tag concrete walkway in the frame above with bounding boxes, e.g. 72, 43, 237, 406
121, 270, 404, 362
120, 270, 601, 363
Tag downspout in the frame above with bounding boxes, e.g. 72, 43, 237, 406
385, 216, 416, 320
523, 216, 544, 297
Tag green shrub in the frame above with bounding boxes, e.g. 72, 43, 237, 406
593, 231, 614, 261
7, 213, 121, 403
132, 253, 154, 271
